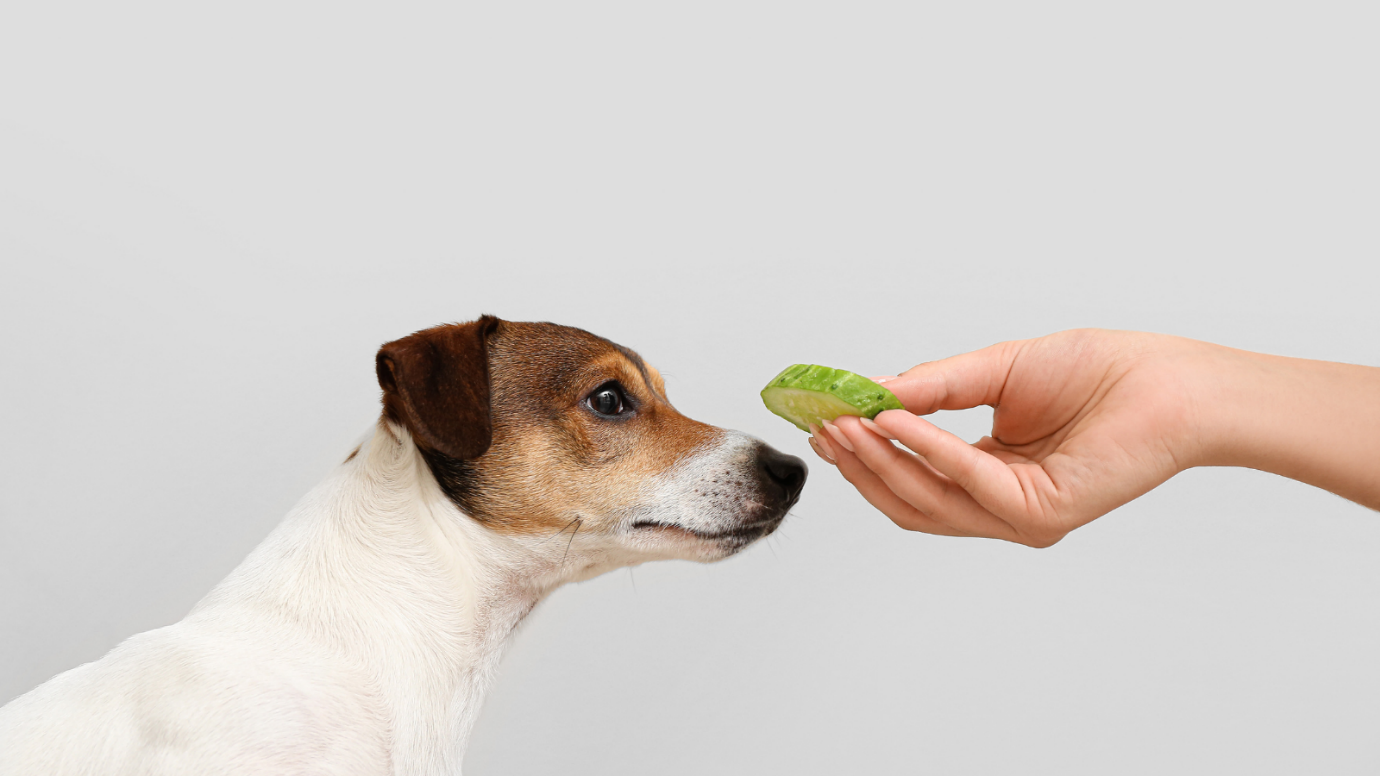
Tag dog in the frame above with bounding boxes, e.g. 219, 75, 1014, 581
0, 316, 806, 775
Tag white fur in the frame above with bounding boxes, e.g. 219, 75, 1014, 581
0, 423, 770, 775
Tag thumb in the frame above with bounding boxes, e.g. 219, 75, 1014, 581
878, 340, 1023, 416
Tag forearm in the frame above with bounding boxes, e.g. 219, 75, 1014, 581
1199, 345, 1380, 510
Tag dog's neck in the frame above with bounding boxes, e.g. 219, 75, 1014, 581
194, 423, 570, 774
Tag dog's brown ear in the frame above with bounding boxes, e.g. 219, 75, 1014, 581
376, 315, 502, 460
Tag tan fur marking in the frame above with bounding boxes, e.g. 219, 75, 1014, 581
450, 322, 720, 537
642, 363, 669, 402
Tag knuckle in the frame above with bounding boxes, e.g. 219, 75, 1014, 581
892, 516, 921, 532
950, 460, 982, 492
1021, 530, 1064, 549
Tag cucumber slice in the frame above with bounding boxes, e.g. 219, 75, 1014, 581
760, 365, 904, 432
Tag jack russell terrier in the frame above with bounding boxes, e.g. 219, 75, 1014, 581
0, 316, 807, 775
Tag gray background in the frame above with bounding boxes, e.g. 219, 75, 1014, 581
2, 1, 1377, 773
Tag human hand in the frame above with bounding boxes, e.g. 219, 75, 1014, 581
807, 329, 1223, 547
809, 328, 1380, 545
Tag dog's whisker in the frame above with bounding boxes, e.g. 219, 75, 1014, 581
538, 516, 582, 545
560, 517, 581, 566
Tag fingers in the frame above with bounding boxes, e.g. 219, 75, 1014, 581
823, 428, 973, 537
878, 340, 1023, 416
813, 422, 969, 536
812, 413, 1066, 546
832, 416, 1029, 543
868, 410, 1031, 520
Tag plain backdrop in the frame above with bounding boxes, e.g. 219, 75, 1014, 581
2, 2, 1377, 773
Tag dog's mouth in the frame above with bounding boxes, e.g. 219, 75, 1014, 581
629, 517, 783, 544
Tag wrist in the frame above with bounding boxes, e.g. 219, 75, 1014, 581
1194, 345, 1292, 470
1193, 344, 1380, 509
1133, 336, 1248, 474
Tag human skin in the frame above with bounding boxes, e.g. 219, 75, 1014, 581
806, 329, 1380, 548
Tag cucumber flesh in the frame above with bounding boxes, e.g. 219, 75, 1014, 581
760, 365, 905, 432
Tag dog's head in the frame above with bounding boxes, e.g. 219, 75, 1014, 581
375, 316, 806, 570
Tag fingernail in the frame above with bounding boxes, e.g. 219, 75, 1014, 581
809, 425, 838, 461
859, 416, 896, 440
871, 375, 897, 384
822, 419, 855, 452
808, 435, 836, 464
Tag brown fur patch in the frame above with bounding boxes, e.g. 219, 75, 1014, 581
383, 319, 720, 536
377, 316, 499, 460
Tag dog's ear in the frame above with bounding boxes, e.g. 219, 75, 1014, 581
376, 315, 502, 460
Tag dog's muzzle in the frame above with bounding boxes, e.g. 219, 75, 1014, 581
717, 441, 806, 544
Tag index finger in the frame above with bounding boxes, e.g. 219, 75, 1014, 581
879, 340, 1025, 415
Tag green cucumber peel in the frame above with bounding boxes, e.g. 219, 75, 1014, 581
760, 364, 904, 432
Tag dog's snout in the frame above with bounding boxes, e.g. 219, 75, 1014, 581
756, 444, 807, 503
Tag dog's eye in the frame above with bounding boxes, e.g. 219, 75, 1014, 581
586, 384, 629, 417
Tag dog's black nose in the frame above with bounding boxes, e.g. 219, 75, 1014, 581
756, 444, 807, 503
